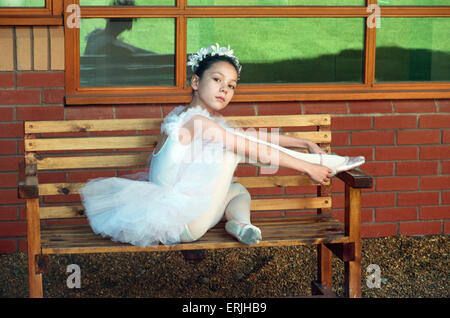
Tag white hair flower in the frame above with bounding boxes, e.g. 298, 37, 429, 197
188, 43, 242, 74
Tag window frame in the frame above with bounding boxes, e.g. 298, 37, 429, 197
64, 0, 450, 105
0, 0, 62, 25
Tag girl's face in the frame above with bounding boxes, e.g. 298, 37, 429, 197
191, 61, 238, 113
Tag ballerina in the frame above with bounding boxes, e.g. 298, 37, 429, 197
80, 43, 365, 247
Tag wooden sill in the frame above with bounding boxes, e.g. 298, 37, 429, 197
65, 88, 450, 105
0, 15, 63, 25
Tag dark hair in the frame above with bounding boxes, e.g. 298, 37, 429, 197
194, 55, 241, 79
110, 0, 138, 23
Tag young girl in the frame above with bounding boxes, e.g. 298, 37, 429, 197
80, 44, 365, 248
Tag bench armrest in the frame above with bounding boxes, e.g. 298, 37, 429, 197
336, 168, 373, 189
18, 161, 39, 199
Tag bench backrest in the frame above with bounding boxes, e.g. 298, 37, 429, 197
23, 114, 332, 221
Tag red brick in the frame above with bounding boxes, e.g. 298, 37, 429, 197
438, 99, 450, 112
376, 177, 418, 191
420, 206, 450, 220
17, 72, 64, 88
419, 115, 450, 128
330, 132, 349, 146
115, 105, 162, 119
443, 130, 450, 144
0, 222, 26, 237
374, 115, 417, 129
285, 186, 317, 195
0, 156, 22, 172
442, 161, 450, 174
376, 147, 418, 161
17, 106, 64, 120
362, 192, 395, 208
397, 130, 440, 145
303, 101, 347, 114
0, 73, 15, 88
393, 100, 437, 113
399, 221, 442, 235
0, 206, 18, 221
0, 90, 40, 105
0, 189, 24, 204
396, 161, 438, 176
348, 100, 392, 114
37, 172, 66, 183
221, 102, 255, 116
249, 187, 284, 196
397, 192, 440, 206
420, 176, 450, 190
257, 102, 301, 115
42, 89, 65, 104
0, 107, 14, 121
0, 140, 16, 154
420, 145, 450, 160
65, 106, 114, 120
69, 170, 116, 182
0, 123, 23, 138
331, 116, 372, 130
361, 162, 394, 176
443, 191, 450, 205
0, 172, 18, 187
0, 240, 17, 253
361, 223, 397, 238
235, 165, 258, 177
333, 147, 373, 161
352, 131, 394, 145
376, 207, 417, 222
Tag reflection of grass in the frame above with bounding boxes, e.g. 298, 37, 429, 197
76, 3, 449, 83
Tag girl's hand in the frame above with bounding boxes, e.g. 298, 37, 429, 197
305, 163, 332, 185
307, 141, 326, 154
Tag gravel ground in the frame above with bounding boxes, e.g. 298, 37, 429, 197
0, 235, 448, 298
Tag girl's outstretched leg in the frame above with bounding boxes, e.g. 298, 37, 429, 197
223, 183, 261, 245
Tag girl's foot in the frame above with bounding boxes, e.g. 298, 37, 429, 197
225, 220, 262, 246
322, 155, 365, 176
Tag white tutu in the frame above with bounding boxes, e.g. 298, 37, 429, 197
79, 105, 239, 247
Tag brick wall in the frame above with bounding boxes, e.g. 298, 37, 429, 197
0, 26, 449, 254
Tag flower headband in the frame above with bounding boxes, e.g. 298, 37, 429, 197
187, 43, 242, 74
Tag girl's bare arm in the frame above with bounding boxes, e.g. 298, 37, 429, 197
238, 128, 325, 154
181, 115, 331, 185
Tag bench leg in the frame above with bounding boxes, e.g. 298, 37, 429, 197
344, 185, 362, 298
344, 241, 361, 298
26, 198, 43, 298
313, 243, 332, 295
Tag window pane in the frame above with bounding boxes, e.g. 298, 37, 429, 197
80, 18, 175, 87
188, 0, 365, 5
80, 0, 175, 6
376, 18, 450, 82
187, 18, 365, 84
379, 0, 450, 5
0, 0, 45, 7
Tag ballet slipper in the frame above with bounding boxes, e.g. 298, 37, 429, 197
225, 220, 262, 246
321, 154, 365, 176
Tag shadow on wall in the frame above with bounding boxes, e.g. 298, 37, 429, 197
79, 46, 450, 87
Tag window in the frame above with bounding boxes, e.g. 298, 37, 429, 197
0, 0, 62, 25
64, 0, 450, 105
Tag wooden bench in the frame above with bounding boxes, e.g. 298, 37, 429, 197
18, 113, 372, 298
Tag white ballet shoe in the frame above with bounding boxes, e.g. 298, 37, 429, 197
324, 155, 365, 176
225, 220, 262, 246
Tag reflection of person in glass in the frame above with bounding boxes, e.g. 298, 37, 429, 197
84, 0, 153, 56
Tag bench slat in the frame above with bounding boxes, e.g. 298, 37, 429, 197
39, 197, 331, 219
40, 215, 347, 254
38, 175, 323, 196
26, 131, 330, 152
25, 115, 330, 134
37, 153, 150, 170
